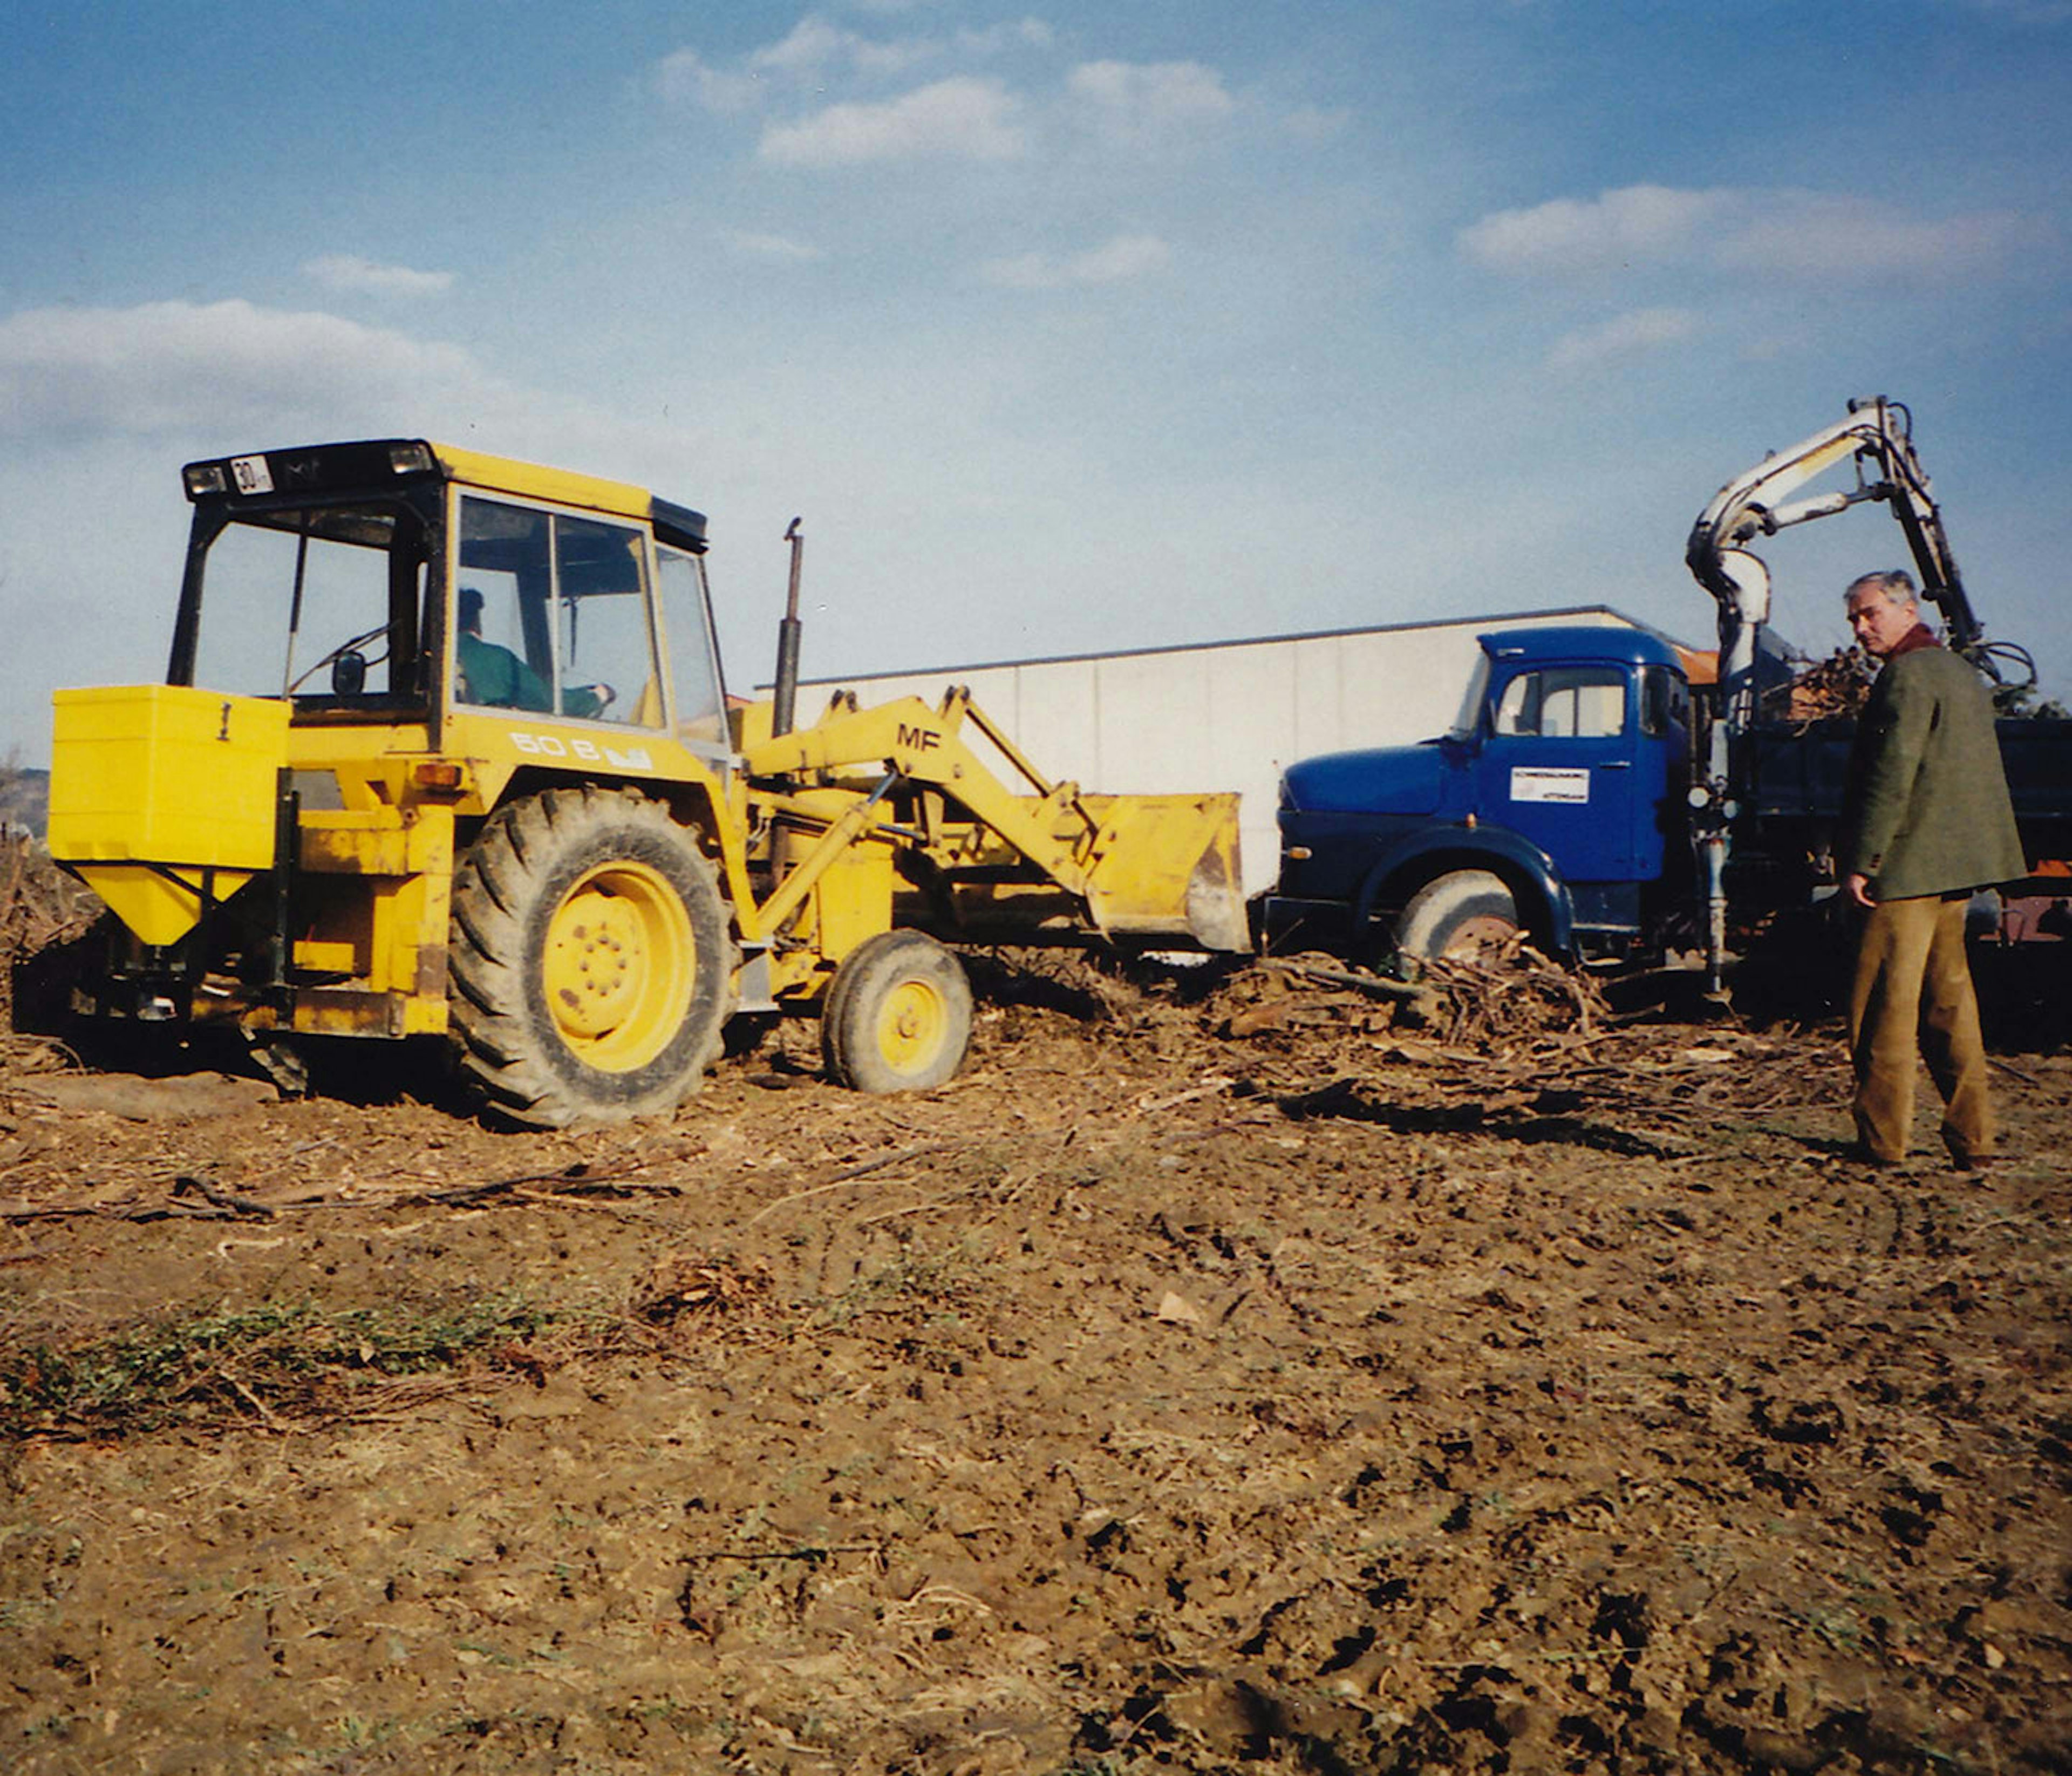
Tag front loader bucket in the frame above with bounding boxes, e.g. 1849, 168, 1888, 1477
48, 685, 289, 947
1079, 792, 1249, 952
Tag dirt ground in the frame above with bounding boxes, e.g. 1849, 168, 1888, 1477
2, 937, 2069, 1775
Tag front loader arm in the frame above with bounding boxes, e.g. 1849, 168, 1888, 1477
742, 689, 1107, 892
739, 688, 1248, 952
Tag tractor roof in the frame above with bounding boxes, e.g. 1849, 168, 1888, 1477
180, 438, 707, 553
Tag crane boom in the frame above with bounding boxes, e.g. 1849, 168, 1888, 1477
1686, 395, 1982, 685
1680, 396, 2024, 995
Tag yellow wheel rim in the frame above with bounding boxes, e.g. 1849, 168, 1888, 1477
541, 861, 695, 1072
871, 977, 949, 1077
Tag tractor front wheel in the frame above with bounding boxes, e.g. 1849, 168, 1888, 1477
821, 931, 973, 1094
449, 787, 731, 1127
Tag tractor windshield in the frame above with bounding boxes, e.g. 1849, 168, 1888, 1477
454, 495, 665, 729
177, 495, 432, 713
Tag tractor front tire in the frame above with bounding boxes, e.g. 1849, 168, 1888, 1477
449, 787, 731, 1127
821, 930, 973, 1095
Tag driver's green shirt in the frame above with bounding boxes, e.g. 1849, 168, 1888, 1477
458, 632, 603, 718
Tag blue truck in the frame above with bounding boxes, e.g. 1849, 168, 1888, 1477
1264, 623, 1702, 968
1262, 400, 2072, 983
1262, 620, 2071, 970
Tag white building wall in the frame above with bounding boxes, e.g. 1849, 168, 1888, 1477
795, 605, 1647, 895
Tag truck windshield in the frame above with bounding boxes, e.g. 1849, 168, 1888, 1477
183, 500, 428, 709
1446, 655, 1492, 740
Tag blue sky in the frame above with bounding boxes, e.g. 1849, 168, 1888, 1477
3, 0, 2068, 765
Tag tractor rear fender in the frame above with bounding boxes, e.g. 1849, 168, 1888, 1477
1353, 824, 1575, 960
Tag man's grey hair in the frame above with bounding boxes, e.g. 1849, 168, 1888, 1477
1845, 569, 1918, 607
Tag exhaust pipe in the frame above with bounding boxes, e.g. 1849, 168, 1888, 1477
771, 517, 804, 739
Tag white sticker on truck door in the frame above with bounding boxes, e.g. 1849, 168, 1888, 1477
1510, 766, 1590, 804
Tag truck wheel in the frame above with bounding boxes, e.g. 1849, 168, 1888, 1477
822, 931, 973, 1094
449, 787, 732, 1127
1396, 869, 1522, 967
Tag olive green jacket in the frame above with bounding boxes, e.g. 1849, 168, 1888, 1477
1842, 642, 2026, 900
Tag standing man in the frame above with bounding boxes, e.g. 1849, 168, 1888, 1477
1841, 570, 2026, 1169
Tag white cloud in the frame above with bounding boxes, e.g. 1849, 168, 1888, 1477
1282, 104, 1352, 144
655, 47, 764, 114
1547, 307, 1701, 372
978, 234, 1171, 289
1460, 184, 2041, 283
1717, 197, 2036, 278
0, 300, 494, 437
752, 16, 933, 79
723, 229, 826, 262
1067, 59, 1234, 142
658, 12, 1022, 114
760, 76, 1027, 166
303, 254, 454, 297
1460, 185, 1727, 275
958, 18, 1055, 54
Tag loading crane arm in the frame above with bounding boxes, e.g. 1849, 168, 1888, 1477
1684, 394, 2033, 717
1681, 395, 2033, 996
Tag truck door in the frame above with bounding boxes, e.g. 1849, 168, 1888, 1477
1477, 662, 1652, 881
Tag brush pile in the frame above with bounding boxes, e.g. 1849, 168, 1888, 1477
1768, 644, 1875, 727
0, 834, 100, 1033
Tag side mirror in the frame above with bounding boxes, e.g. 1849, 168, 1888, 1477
331, 651, 367, 696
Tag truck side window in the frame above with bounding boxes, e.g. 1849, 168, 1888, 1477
1639, 664, 1689, 738
1494, 666, 1625, 739
1494, 672, 1541, 737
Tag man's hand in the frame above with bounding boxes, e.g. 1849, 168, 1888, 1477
1846, 871, 1875, 909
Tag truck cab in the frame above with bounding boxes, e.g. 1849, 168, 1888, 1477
1264, 625, 1693, 965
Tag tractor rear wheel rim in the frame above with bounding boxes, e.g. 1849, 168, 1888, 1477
542, 861, 694, 1070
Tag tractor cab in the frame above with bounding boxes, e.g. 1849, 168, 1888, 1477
169, 439, 727, 758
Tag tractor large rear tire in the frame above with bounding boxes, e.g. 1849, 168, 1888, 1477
449, 787, 731, 1127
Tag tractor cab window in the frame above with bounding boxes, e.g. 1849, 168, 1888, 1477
656, 545, 727, 751
186, 501, 427, 710
455, 497, 660, 726
1492, 665, 1626, 739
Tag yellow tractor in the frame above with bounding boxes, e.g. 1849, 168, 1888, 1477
47, 440, 1246, 1125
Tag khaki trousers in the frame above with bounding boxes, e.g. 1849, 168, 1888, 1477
1848, 894, 1993, 1165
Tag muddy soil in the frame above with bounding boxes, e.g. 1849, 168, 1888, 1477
2, 951, 2068, 1774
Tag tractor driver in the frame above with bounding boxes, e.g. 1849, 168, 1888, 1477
455, 586, 612, 718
